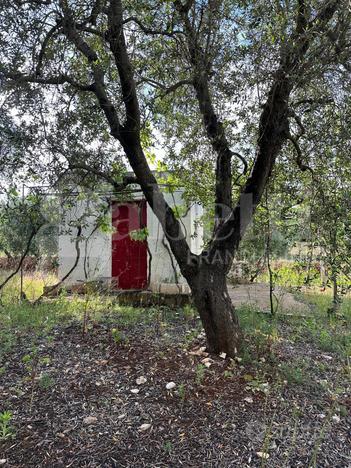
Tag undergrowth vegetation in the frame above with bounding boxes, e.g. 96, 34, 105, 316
1, 274, 350, 365
0, 272, 57, 303
258, 260, 351, 291
236, 301, 351, 359
1, 275, 350, 467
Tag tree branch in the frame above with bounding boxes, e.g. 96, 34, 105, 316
4, 71, 94, 92
296, 0, 308, 35
288, 108, 306, 137
68, 163, 137, 192
175, 0, 234, 217
292, 97, 334, 108
123, 16, 183, 37
174, 0, 194, 14
138, 77, 193, 96
106, 1, 141, 134
287, 133, 313, 174
75, 24, 105, 38
207, 0, 339, 266
232, 151, 249, 186
308, 0, 339, 30
36, 23, 62, 76
59, 2, 121, 138
103, 0, 196, 277
34, 225, 82, 303
87, 0, 103, 26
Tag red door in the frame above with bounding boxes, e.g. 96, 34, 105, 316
112, 200, 147, 289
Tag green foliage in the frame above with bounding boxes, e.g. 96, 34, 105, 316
237, 305, 281, 364
195, 364, 206, 385
110, 327, 125, 344
238, 304, 278, 338
279, 363, 305, 385
0, 193, 58, 259
0, 0, 349, 367
38, 373, 54, 390
182, 304, 196, 321
96, 212, 114, 234
258, 261, 321, 288
183, 328, 200, 345
22, 353, 33, 364
0, 410, 15, 441
0, 330, 15, 360
163, 440, 173, 454
0, 272, 58, 303
245, 377, 270, 394
177, 383, 186, 403
239, 347, 253, 366
129, 227, 149, 242
281, 294, 351, 358
0, 296, 72, 333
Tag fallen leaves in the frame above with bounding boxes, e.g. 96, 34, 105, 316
139, 423, 152, 431
201, 357, 213, 368
166, 382, 176, 390
2, 312, 349, 467
243, 374, 254, 382
136, 376, 147, 385
83, 416, 98, 425
256, 451, 269, 460
189, 346, 208, 357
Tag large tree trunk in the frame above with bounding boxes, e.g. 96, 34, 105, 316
189, 266, 242, 357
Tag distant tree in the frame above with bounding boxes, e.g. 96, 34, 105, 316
0, 112, 27, 188
0, 190, 49, 290
0, 191, 58, 261
307, 101, 351, 311
0, 0, 349, 355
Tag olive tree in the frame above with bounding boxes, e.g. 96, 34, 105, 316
0, 0, 349, 355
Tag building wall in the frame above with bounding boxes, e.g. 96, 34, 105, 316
58, 188, 203, 291
58, 198, 112, 283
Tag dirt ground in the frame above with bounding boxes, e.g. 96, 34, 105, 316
0, 308, 350, 467
228, 283, 310, 314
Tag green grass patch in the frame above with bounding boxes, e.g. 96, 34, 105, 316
0, 276, 191, 362
279, 361, 306, 385
257, 260, 351, 291
238, 304, 279, 337
258, 261, 321, 288
237, 304, 280, 360
1, 271, 350, 366
278, 293, 351, 358
0, 272, 57, 303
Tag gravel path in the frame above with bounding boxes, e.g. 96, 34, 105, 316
228, 283, 310, 314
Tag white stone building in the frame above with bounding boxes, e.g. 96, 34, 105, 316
58, 184, 203, 293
